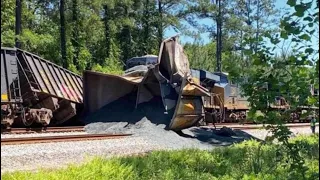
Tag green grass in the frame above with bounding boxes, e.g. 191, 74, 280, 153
2, 134, 319, 180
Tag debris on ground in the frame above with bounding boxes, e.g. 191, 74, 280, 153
84, 97, 256, 150
83, 36, 255, 149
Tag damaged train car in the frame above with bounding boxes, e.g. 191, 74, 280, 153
82, 36, 211, 131
1, 47, 83, 127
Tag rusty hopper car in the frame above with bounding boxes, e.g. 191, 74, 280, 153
1, 47, 83, 127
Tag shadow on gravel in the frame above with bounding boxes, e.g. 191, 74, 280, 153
178, 127, 263, 146
84, 92, 174, 128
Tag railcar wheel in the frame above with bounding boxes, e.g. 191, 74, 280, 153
39, 109, 52, 126
21, 110, 34, 126
31, 108, 52, 126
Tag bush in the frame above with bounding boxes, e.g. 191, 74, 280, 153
91, 57, 123, 75
2, 135, 319, 180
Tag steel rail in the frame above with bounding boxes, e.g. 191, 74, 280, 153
1, 126, 85, 134
1, 133, 132, 145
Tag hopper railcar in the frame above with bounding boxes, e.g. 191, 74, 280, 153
1, 47, 83, 128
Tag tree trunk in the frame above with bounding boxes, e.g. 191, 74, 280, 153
240, 29, 245, 70
216, 0, 222, 72
157, 0, 163, 48
72, 0, 80, 70
103, 4, 110, 63
255, 0, 260, 52
59, 0, 67, 68
15, 0, 22, 48
122, 6, 131, 63
143, 0, 150, 54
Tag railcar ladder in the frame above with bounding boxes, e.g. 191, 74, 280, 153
10, 59, 23, 113
16, 52, 41, 102
18, 52, 40, 84
17, 58, 40, 90
11, 78, 22, 102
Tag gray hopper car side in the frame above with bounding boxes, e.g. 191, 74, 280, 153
1, 47, 83, 127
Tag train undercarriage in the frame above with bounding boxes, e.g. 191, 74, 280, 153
201, 93, 318, 125
1, 47, 83, 128
1, 104, 52, 127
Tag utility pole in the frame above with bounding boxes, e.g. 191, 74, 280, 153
215, 0, 222, 72
15, 0, 22, 48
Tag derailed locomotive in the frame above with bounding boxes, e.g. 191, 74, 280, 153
124, 55, 318, 124
191, 69, 319, 124
190, 70, 249, 123
1, 47, 83, 127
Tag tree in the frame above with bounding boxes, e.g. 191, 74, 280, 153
71, 0, 80, 70
60, 0, 67, 68
15, 0, 22, 48
240, 0, 318, 177
1, 0, 15, 47
184, 35, 217, 72
180, 0, 279, 75
157, 0, 163, 47
103, 4, 111, 62
155, 0, 186, 47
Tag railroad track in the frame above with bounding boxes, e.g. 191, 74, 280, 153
1, 133, 132, 145
2, 123, 314, 134
1, 126, 84, 134
210, 123, 318, 130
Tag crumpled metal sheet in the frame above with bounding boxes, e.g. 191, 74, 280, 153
83, 35, 211, 130
155, 36, 191, 85
83, 71, 144, 115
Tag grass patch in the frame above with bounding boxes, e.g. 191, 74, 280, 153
2, 134, 319, 180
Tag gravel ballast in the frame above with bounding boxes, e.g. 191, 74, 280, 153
2, 94, 318, 173
84, 94, 253, 150
83, 95, 293, 150
1, 136, 157, 173
1, 126, 317, 174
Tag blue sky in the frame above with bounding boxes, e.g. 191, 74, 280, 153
164, 0, 313, 44
163, 0, 318, 59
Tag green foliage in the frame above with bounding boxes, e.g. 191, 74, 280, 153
247, 110, 265, 123
1, 0, 185, 74
1, 0, 16, 47
91, 56, 123, 75
241, 0, 319, 125
2, 135, 318, 180
236, 0, 319, 177
184, 36, 244, 74
0, 0, 282, 78
184, 38, 216, 72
